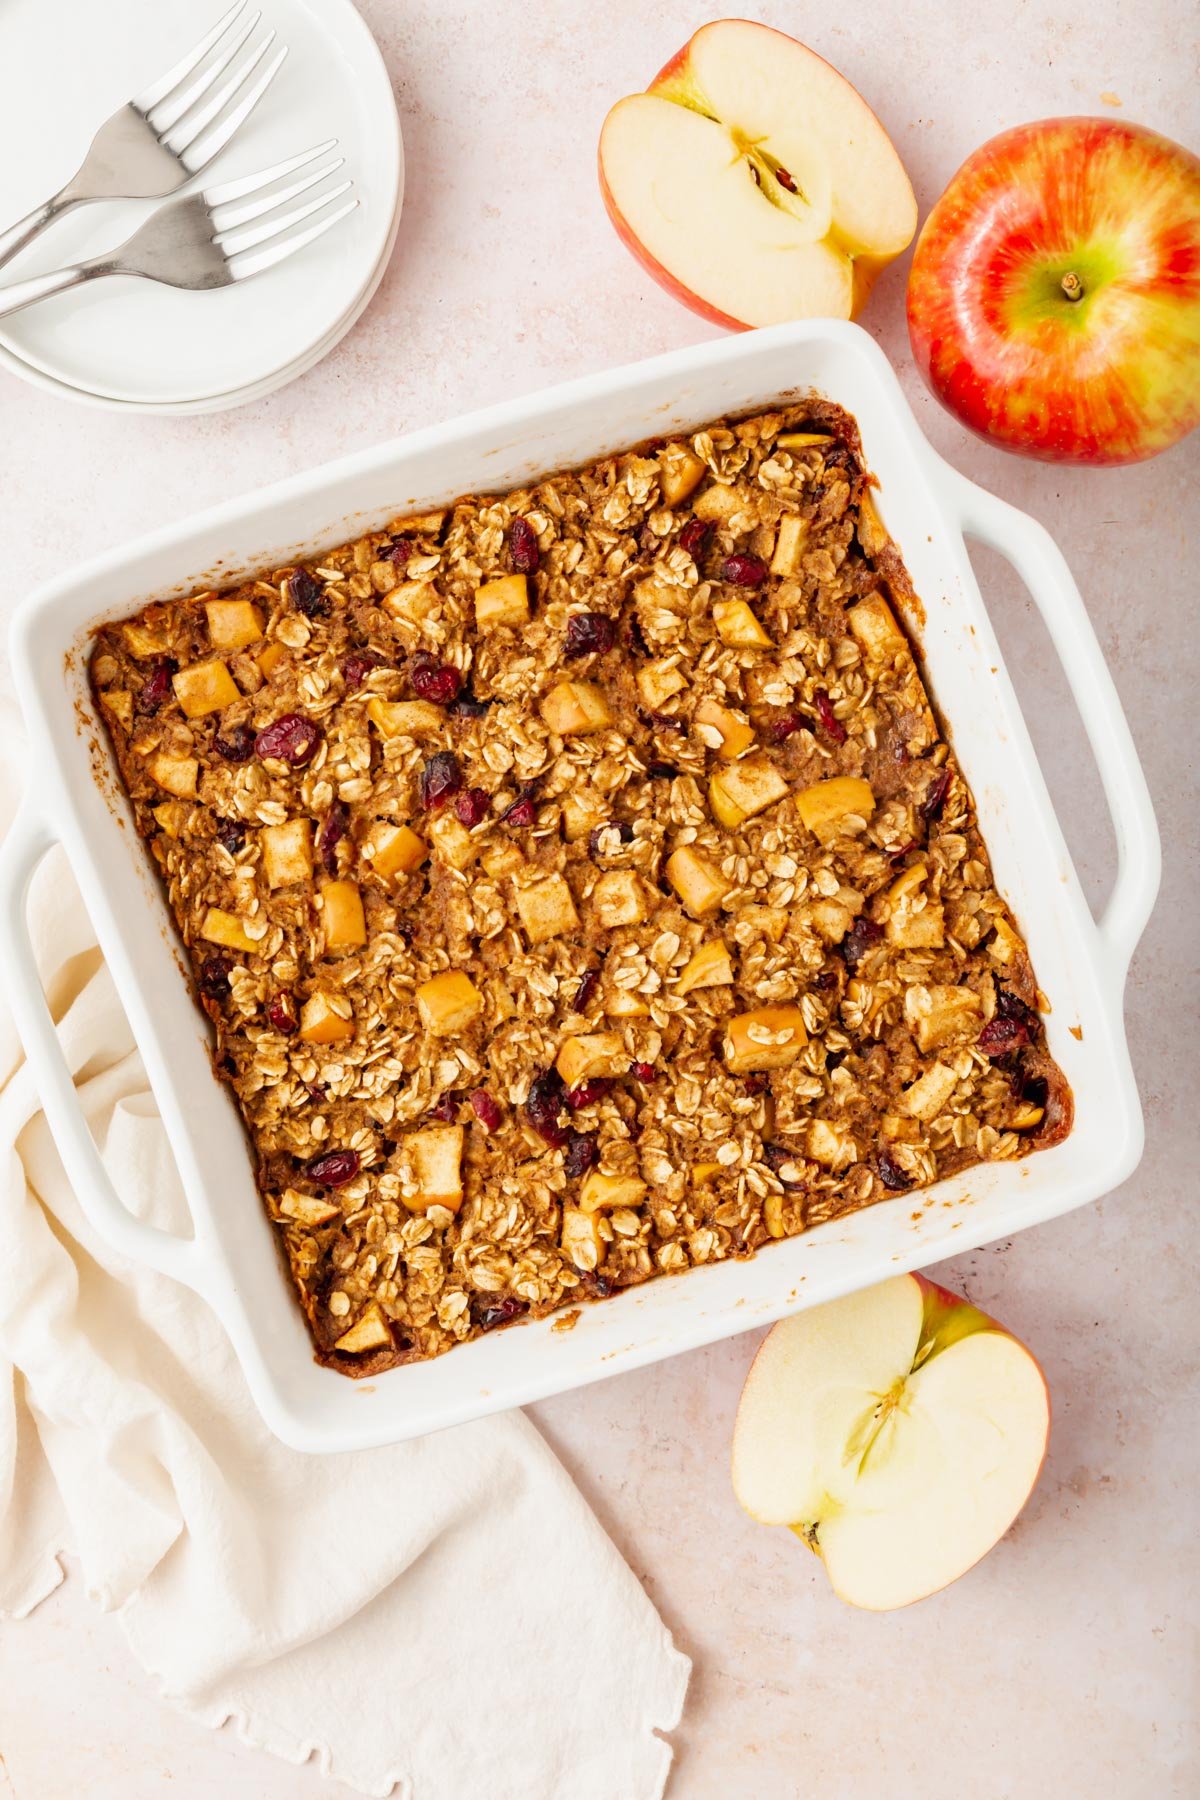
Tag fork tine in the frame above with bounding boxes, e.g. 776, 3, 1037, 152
230, 195, 359, 282
133, 0, 247, 111
177, 43, 288, 174
211, 157, 346, 233
203, 139, 338, 208
167, 30, 276, 155
147, 8, 260, 134
218, 180, 354, 255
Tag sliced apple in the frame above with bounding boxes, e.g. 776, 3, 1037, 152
599, 19, 917, 329
731, 1273, 1050, 1611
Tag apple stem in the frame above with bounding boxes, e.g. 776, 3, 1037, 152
1060, 272, 1084, 302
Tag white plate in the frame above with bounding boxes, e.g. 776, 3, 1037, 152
0, 0, 401, 409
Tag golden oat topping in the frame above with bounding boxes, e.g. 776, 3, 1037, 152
89, 402, 1072, 1375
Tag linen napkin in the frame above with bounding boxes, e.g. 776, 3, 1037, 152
0, 704, 690, 1798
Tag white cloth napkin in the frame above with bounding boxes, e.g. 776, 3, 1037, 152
0, 706, 690, 1798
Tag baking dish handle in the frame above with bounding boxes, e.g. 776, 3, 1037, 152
0, 803, 208, 1287
933, 461, 1161, 986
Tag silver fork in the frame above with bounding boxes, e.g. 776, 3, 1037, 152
0, 144, 356, 318
0, 1, 287, 271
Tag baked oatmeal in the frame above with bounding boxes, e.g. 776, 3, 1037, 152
89, 402, 1072, 1375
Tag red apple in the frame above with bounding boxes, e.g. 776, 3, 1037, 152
907, 117, 1200, 464
731, 1273, 1050, 1610
598, 20, 917, 330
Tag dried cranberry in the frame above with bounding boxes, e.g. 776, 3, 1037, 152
997, 989, 1038, 1030
764, 710, 804, 744
526, 1069, 568, 1146
428, 1092, 460, 1122
448, 688, 491, 719
215, 818, 245, 855
564, 612, 616, 658
267, 993, 298, 1035
587, 821, 633, 857
255, 713, 321, 767
564, 1132, 599, 1178
455, 787, 491, 828
502, 785, 538, 828
743, 1073, 771, 1094
470, 1089, 502, 1132
841, 917, 884, 969
720, 553, 767, 587
341, 650, 383, 690
626, 614, 651, 657
646, 762, 677, 781
385, 535, 414, 567
978, 1017, 1031, 1057
648, 711, 687, 734
921, 768, 953, 823
586, 1272, 618, 1298
775, 164, 798, 193
630, 1061, 656, 1083
214, 721, 255, 763
573, 969, 600, 1012
762, 1143, 804, 1187
476, 1296, 528, 1331
813, 688, 847, 745
509, 516, 540, 573
565, 1079, 610, 1111
409, 651, 462, 706
418, 751, 463, 811
877, 1152, 912, 1192
198, 956, 231, 1000
679, 517, 711, 559
287, 569, 326, 617
306, 1149, 360, 1187
134, 659, 177, 715
317, 800, 349, 876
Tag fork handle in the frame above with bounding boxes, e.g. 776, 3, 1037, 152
0, 192, 77, 272
0, 258, 109, 320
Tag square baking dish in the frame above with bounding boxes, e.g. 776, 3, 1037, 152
0, 321, 1159, 1452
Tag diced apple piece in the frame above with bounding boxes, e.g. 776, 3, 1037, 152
200, 907, 257, 955
904, 983, 983, 1053
101, 688, 133, 731
562, 1205, 606, 1270
723, 1005, 808, 1073
370, 822, 428, 878
333, 1303, 393, 1355
416, 970, 482, 1037
883, 862, 944, 949
480, 841, 525, 879
299, 993, 354, 1044
147, 751, 199, 797
1011, 1102, 1046, 1131
172, 660, 240, 718
692, 483, 741, 523
848, 591, 908, 667
516, 874, 580, 944
279, 1189, 341, 1227
429, 813, 477, 871
694, 698, 755, 760
763, 1190, 787, 1238
675, 938, 734, 995
900, 1061, 959, 1122
384, 580, 439, 624
580, 1169, 648, 1213
796, 775, 875, 837
260, 818, 314, 889
658, 444, 707, 505
808, 1118, 858, 1169
770, 514, 810, 576
366, 697, 444, 738
556, 1031, 626, 1087
713, 598, 772, 649
205, 597, 264, 650
691, 1161, 722, 1187
320, 879, 367, 951
475, 573, 530, 631
807, 898, 856, 945
777, 431, 834, 449
592, 870, 648, 928
709, 756, 788, 829
561, 788, 609, 842
403, 1124, 464, 1212
122, 621, 168, 658
257, 641, 285, 679
605, 990, 649, 1018
539, 680, 612, 736
857, 488, 889, 557
736, 905, 790, 942
665, 846, 731, 918
152, 799, 189, 838
637, 659, 688, 709
988, 915, 1024, 967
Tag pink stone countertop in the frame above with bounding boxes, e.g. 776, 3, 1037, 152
0, 2, 1196, 1795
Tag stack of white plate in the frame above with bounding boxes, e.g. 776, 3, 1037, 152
0, 0, 402, 413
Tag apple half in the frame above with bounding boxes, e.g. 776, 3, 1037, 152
731, 1273, 1049, 1610
599, 20, 917, 328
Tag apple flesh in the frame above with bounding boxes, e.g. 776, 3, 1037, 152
599, 20, 916, 329
907, 118, 1200, 464
731, 1273, 1049, 1611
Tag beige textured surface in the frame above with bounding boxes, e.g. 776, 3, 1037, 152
0, 1, 1196, 1795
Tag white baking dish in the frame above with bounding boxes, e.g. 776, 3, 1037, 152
0, 322, 1159, 1452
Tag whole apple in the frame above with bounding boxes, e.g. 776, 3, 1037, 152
907, 117, 1200, 465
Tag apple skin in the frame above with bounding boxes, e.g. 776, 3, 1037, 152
907, 117, 1200, 465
